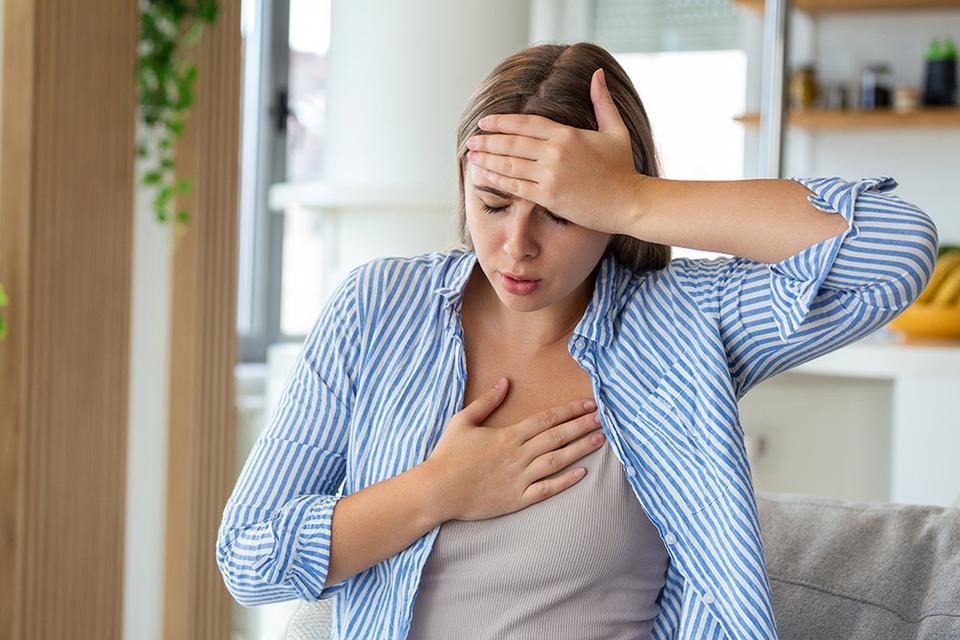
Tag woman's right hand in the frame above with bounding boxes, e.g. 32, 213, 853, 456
422, 377, 606, 522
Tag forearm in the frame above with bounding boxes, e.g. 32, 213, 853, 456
324, 461, 447, 589
623, 174, 849, 264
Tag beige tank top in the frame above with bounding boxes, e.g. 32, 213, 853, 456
406, 439, 669, 639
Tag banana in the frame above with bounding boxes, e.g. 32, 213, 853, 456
918, 250, 960, 304
930, 262, 960, 306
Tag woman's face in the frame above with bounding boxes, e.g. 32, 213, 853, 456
463, 161, 612, 312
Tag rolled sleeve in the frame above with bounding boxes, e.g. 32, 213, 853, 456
770, 175, 937, 341
216, 264, 364, 606
672, 176, 938, 399
252, 493, 348, 601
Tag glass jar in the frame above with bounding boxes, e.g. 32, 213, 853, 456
861, 63, 893, 110
789, 64, 818, 111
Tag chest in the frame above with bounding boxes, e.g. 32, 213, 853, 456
460, 326, 596, 430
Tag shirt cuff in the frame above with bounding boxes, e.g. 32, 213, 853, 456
253, 492, 347, 601
768, 175, 898, 341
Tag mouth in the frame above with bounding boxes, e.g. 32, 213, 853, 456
499, 272, 542, 295
501, 271, 540, 282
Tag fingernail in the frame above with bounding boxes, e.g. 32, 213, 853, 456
495, 377, 506, 389
591, 433, 605, 445
594, 412, 602, 425
599, 68, 606, 87
583, 399, 596, 410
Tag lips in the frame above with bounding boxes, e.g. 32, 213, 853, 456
502, 272, 540, 282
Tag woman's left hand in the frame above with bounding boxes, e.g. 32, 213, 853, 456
465, 68, 645, 236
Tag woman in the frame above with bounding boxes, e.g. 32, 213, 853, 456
217, 42, 938, 640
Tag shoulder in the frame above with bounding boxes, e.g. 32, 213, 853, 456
618, 255, 739, 320
619, 256, 721, 300
349, 246, 466, 311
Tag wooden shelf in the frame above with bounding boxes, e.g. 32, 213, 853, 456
734, 0, 960, 13
735, 107, 960, 128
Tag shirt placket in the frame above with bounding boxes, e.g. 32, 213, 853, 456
567, 333, 640, 482
569, 334, 681, 573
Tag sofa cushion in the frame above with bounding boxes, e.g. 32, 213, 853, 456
756, 491, 960, 640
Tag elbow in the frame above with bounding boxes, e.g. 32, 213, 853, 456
923, 215, 940, 286
215, 530, 273, 608
885, 202, 940, 307
907, 206, 940, 303
216, 537, 255, 608
216, 527, 311, 607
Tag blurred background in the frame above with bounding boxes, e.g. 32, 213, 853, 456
0, 0, 958, 639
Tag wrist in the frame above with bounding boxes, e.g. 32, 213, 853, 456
618, 172, 658, 238
411, 459, 456, 526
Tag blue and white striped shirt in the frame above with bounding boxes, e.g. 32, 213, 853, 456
217, 176, 938, 639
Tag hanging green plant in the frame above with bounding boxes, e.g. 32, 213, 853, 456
137, 0, 220, 230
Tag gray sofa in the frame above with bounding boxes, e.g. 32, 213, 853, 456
284, 491, 960, 639
758, 491, 960, 640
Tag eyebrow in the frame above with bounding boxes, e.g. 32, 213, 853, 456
472, 182, 568, 222
473, 184, 515, 200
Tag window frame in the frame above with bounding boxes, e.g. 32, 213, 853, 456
238, 0, 292, 363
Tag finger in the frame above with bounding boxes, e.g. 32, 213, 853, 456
457, 376, 509, 424
477, 113, 560, 141
466, 133, 546, 162
520, 466, 588, 508
468, 150, 542, 184
477, 168, 538, 203
591, 68, 628, 135
516, 398, 598, 443
524, 428, 604, 484
522, 409, 602, 461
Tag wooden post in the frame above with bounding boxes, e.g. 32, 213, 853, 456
0, 1, 138, 637
162, 1, 242, 639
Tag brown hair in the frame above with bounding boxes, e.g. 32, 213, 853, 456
454, 41, 670, 274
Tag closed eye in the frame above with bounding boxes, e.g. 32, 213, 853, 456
479, 201, 570, 226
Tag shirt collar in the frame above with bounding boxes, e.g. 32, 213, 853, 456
432, 247, 635, 347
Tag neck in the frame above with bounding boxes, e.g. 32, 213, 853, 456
464, 264, 597, 358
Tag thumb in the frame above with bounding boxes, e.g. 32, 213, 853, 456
458, 376, 508, 424
591, 68, 627, 135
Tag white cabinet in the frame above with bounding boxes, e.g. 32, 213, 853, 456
739, 328, 960, 508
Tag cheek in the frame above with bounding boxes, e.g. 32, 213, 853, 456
466, 205, 494, 234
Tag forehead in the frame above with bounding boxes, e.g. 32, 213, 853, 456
466, 163, 513, 199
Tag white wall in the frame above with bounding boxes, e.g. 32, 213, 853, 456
123, 127, 173, 639
320, 0, 534, 277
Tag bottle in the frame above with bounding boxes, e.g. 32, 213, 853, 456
923, 37, 958, 106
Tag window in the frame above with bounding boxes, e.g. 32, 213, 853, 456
237, 0, 332, 362
591, 0, 748, 260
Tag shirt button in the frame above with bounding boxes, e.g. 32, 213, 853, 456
664, 532, 677, 545
574, 337, 586, 351
702, 591, 716, 605
625, 465, 637, 477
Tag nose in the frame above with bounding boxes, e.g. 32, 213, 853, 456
502, 210, 539, 261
